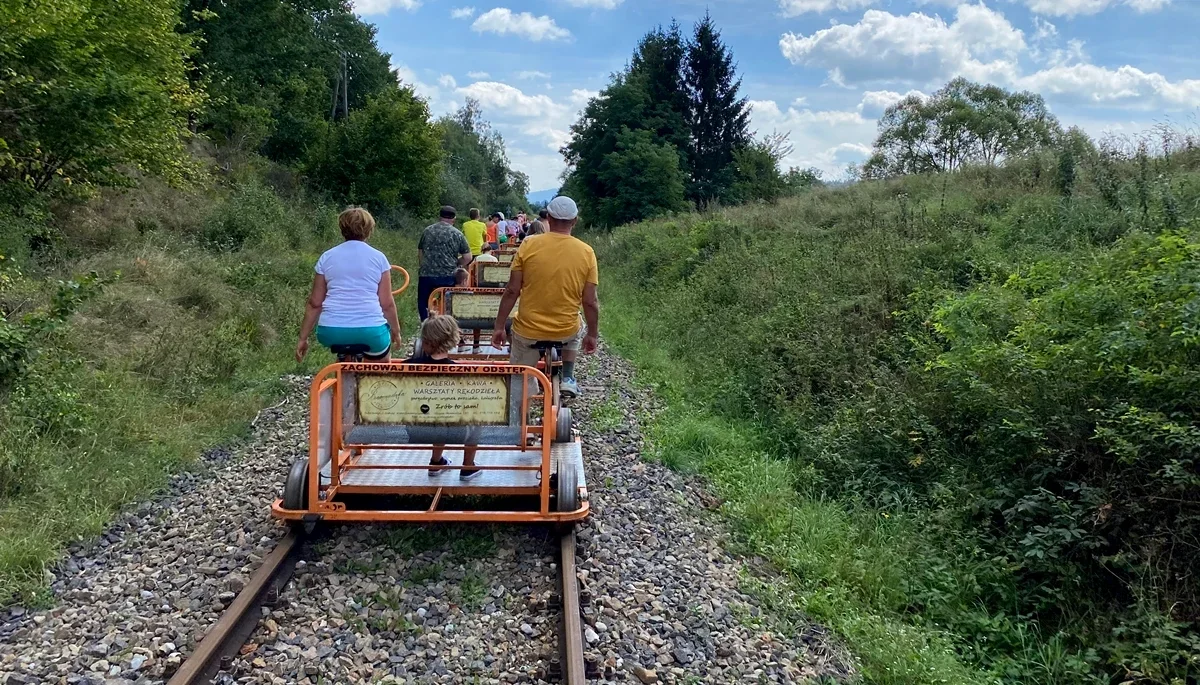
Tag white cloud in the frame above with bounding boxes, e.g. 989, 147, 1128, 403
1032, 17, 1057, 42
779, 4, 1024, 86
857, 89, 926, 116
562, 0, 623, 7
450, 6, 475, 19
472, 8, 571, 41
439, 74, 458, 89
457, 81, 569, 118
518, 70, 552, 80
467, 71, 490, 79
748, 99, 876, 178
1018, 0, 1170, 16
779, 0, 875, 14
1018, 63, 1200, 108
353, 0, 420, 14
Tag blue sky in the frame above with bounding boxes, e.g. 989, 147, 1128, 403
355, 0, 1200, 191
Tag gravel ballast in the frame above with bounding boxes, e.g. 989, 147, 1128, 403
0, 348, 852, 684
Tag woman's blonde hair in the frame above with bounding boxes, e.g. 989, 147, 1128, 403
339, 207, 375, 241
420, 315, 461, 356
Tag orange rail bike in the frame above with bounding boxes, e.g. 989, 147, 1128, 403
390, 265, 410, 296
471, 260, 513, 289
425, 287, 514, 361
272, 362, 585, 527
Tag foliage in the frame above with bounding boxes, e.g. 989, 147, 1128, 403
594, 127, 1200, 683
0, 0, 200, 191
865, 78, 1060, 178
181, 0, 394, 162
562, 14, 750, 226
594, 129, 689, 226
0, 160, 422, 603
728, 139, 786, 204
684, 12, 750, 206
305, 88, 442, 216
784, 166, 825, 194
436, 99, 529, 217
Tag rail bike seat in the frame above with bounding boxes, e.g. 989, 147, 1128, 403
329, 344, 373, 361
532, 340, 565, 351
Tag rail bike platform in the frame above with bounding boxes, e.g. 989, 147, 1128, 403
272, 362, 587, 526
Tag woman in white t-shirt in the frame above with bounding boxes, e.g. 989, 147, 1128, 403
295, 208, 401, 362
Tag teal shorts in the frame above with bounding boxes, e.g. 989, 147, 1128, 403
316, 324, 391, 357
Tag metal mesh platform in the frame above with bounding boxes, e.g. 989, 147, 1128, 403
450, 344, 508, 356
328, 441, 585, 490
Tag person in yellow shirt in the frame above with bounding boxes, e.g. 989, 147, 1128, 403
461, 208, 487, 256
491, 196, 598, 398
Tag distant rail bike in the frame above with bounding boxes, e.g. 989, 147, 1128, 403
424, 286, 513, 361
470, 259, 513, 289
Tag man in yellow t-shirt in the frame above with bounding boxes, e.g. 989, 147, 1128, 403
461, 208, 487, 256
491, 195, 598, 398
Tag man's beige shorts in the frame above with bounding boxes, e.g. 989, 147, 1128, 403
510, 317, 586, 367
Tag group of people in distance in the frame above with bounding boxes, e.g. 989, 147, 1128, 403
294, 196, 599, 478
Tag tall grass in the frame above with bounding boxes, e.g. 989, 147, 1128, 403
0, 163, 421, 603
594, 133, 1200, 684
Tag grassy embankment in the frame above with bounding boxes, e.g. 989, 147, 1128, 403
595, 142, 1200, 684
0, 158, 420, 604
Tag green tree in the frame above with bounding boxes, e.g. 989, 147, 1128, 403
437, 99, 529, 216
685, 12, 749, 206
783, 166, 824, 194
306, 87, 441, 216
593, 129, 687, 227
865, 78, 1060, 178
729, 132, 791, 204
182, 0, 394, 162
561, 71, 654, 223
629, 22, 691, 170
0, 0, 199, 192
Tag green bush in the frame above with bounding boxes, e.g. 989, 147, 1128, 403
596, 139, 1200, 683
0, 166, 420, 604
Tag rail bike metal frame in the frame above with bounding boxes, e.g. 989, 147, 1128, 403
426, 287, 512, 361
271, 362, 588, 524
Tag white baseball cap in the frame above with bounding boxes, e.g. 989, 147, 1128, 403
546, 195, 579, 221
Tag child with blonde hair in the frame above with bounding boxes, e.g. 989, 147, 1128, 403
403, 315, 481, 479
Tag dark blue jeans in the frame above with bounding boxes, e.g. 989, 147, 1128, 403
417, 275, 457, 321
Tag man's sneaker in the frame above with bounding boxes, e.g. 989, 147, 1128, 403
560, 377, 580, 399
428, 456, 450, 476
459, 467, 482, 481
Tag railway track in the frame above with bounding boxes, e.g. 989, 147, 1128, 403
167, 528, 587, 684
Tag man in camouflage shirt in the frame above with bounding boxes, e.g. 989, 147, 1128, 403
417, 206, 472, 321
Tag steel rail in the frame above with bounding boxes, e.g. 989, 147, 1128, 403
559, 529, 586, 685
167, 532, 301, 685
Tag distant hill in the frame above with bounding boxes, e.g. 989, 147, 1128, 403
527, 188, 559, 205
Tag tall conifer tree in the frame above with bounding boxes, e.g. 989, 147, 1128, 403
685, 12, 749, 206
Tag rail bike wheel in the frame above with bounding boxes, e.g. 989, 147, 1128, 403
282, 458, 315, 534
554, 407, 573, 444
556, 460, 579, 513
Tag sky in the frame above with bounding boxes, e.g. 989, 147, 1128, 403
355, 0, 1200, 192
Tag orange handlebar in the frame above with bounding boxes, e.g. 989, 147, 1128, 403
390, 265, 410, 296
